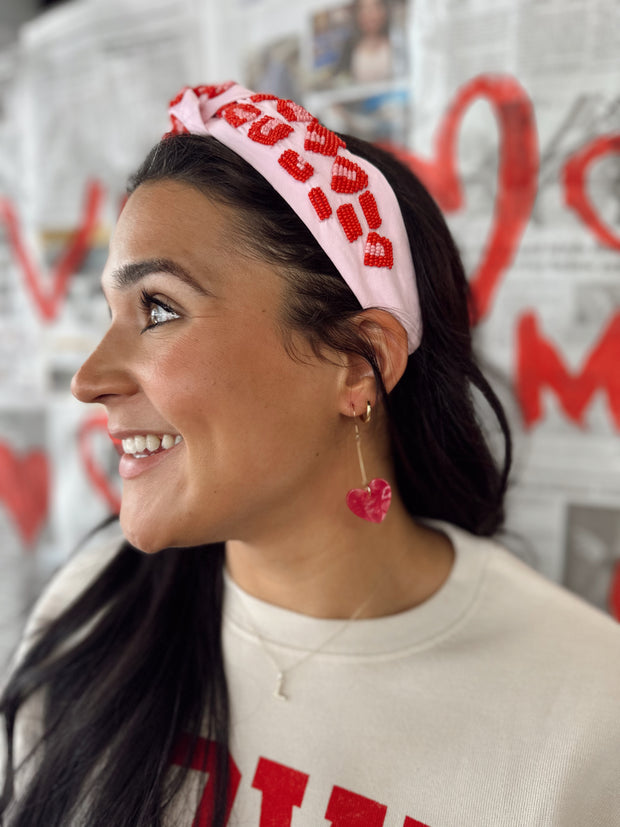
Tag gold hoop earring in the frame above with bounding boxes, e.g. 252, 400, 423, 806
345, 403, 391, 523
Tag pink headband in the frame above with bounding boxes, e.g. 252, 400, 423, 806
167, 82, 422, 354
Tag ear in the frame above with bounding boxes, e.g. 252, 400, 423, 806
337, 309, 409, 417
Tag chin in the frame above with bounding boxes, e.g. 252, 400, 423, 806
119, 508, 175, 554
119, 507, 219, 554
121, 527, 167, 554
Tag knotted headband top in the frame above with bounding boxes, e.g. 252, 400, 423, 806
167, 81, 422, 353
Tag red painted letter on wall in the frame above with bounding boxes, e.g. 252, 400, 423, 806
516, 311, 620, 429
0, 181, 104, 321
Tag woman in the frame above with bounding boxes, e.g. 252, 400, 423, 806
340, 0, 395, 85
2, 83, 619, 827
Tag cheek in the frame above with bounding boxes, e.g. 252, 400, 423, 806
147, 325, 336, 468
141, 333, 222, 406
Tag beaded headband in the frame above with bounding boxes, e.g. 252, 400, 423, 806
167, 82, 422, 353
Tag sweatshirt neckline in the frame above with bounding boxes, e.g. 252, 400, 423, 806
223, 522, 492, 658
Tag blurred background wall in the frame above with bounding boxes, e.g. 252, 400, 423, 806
0, 0, 619, 668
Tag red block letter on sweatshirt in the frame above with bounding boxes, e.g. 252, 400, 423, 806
170, 736, 241, 826
325, 785, 388, 826
252, 757, 309, 826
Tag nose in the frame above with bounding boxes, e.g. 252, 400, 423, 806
71, 328, 138, 404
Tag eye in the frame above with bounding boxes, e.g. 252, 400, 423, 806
140, 290, 181, 332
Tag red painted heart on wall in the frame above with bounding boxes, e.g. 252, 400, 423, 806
0, 442, 49, 547
78, 413, 121, 514
0, 180, 104, 322
381, 74, 539, 324
563, 133, 620, 252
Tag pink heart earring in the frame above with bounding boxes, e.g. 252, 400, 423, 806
346, 402, 392, 524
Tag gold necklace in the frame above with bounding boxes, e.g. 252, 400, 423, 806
234, 587, 376, 701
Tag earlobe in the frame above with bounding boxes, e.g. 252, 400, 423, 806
337, 350, 376, 418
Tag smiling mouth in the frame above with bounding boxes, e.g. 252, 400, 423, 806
121, 433, 183, 458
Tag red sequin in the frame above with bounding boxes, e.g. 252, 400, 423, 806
278, 149, 314, 182
364, 232, 394, 268
337, 204, 363, 243
359, 191, 382, 229
308, 187, 332, 220
218, 102, 261, 128
277, 99, 313, 123
305, 121, 346, 157
247, 116, 294, 146
331, 156, 369, 194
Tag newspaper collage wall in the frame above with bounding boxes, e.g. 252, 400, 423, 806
0, 0, 618, 664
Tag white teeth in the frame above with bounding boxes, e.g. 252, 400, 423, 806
121, 433, 183, 456
146, 434, 161, 452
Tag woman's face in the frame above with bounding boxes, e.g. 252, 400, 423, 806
357, 0, 388, 36
72, 180, 345, 552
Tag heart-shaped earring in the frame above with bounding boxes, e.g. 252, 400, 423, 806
345, 402, 392, 524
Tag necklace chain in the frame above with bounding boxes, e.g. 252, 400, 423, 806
234, 587, 375, 701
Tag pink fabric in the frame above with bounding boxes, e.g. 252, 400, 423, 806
168, 83, 422, 353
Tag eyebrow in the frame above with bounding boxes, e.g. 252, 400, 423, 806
109, 258, 212, 296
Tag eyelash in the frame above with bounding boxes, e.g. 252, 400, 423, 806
139, 289, 181, 332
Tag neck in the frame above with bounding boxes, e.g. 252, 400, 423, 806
225, 497, 454, 619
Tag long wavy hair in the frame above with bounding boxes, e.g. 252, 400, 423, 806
0, 133, 511, 826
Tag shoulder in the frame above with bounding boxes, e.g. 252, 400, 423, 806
442, 520, 620, 684
15, 523, 125, 664
439, 523, 620, 803
445, 521, 619, 626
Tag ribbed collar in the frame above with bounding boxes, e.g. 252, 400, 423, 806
223, 522, 492, 659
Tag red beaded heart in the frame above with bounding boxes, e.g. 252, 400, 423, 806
364, 232, 394, 268
219, 102, 261, 127
346, 478, 392, 523
277, 99, 313, 123
248, 116, 293, 146
331, 156, 369, 194
278, 149, 314, 182
305, 121, 346, 156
